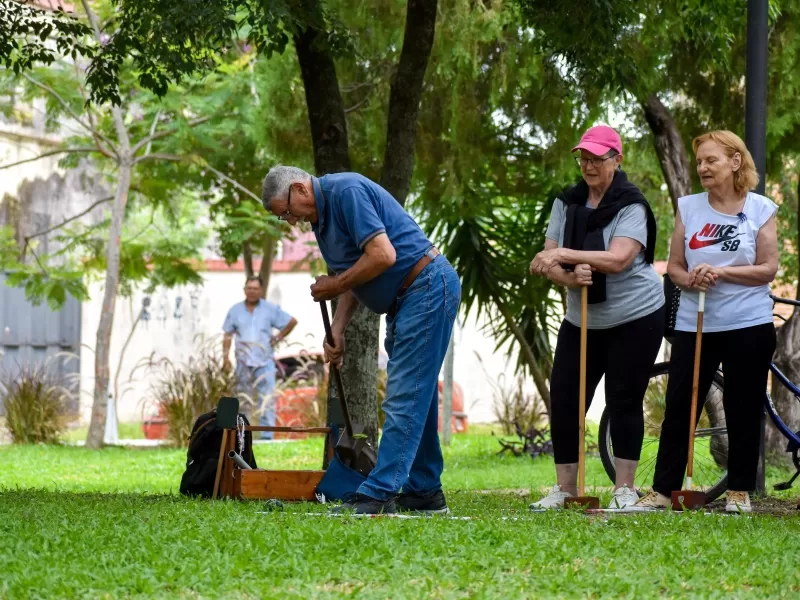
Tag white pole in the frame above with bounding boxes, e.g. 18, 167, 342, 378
441, 330, 455, 446
104, 392, 118, 445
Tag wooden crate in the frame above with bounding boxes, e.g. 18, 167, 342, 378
233, 469, 326, 501
217, 425, 330, 502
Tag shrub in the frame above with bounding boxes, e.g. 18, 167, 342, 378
1, 357, 77, 444
136, 335, 241, 446
490, 372, 548, 436
274, 351, 328, 428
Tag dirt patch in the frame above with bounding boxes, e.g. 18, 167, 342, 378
706, 496, 800, 517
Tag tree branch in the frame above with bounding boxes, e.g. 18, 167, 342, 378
133, 153, 261, 202
20, 195, 114, 261
0, 147, 100, 170
21, 73, 118, 156
28, 245, 49, 275
143, 110, 162, 157
344, 97, 370, 114
130, 116, 212, 156
379, 0, 439, 204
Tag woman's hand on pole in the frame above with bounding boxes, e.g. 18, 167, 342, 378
573, 263, 593, 286
687, 264, 720, 292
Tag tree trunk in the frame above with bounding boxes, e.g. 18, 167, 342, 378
258, 236, 275, 298
86, 158, 132, 448
294, 16, 351, 174
82, 0, 134, 448
330, 303, 380, 443
767, 174, 800, 466
242, 241, 254, 278
379, 0, 438, 205
294, 0, 438, 451
294, 3, 376, 450
641, 93, 691, 214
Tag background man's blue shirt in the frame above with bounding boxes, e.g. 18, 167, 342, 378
222, 299, 293, 366
311, 173, 433, 314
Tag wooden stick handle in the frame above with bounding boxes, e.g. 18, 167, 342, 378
578, 286, 588, 497
212, 429, 229, 500
686, 291, 705, 487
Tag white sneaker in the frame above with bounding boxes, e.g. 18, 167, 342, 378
607, 484, 639, 510
630, 491, 671, 511
726, 491, 752, 513
530, 485, 572, 510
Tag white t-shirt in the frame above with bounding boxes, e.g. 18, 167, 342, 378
675, 192, 778, 333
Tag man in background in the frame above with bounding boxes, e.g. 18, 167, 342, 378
222, 275, 297, 439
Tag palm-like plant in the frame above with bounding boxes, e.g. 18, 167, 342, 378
427, 177, 571, 417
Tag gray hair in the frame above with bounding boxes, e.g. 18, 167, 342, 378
261, 165, 311, 211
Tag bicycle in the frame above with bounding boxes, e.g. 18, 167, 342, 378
598, 293, 800, 503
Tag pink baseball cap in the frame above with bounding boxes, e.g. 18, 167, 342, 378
572, 125, 623, 156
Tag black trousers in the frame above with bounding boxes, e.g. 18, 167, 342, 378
550, 306, 665, 464
652, 323, 776, 495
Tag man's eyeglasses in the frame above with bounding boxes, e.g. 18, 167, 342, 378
278, 186, 292, 221
574, 155, 614, 169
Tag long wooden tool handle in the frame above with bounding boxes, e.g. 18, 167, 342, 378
686, 291, 705, 489
319, 301, 355, 437
578, 286, 588, 497
212, 429, 228, 500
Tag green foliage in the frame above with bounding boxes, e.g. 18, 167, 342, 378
410, 2, 602, 376
0, 227, 90, 310
1, 358, 77, 443
0, 1, 96, 75
82, 0, 354, 105
775, 167, 799, 290
134, 336, 241, 446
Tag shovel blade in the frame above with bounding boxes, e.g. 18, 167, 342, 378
335, 425, 377, 477
564, 496, 601, 510
671, 490, 706, 511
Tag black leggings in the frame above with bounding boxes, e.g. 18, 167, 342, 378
550, 306, 665, 464
652, 323, 776, 495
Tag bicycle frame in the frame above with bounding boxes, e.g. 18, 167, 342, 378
766, 364, 800, 449
767, 294, 800, 449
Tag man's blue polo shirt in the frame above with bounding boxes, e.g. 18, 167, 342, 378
311, 173, 433, 314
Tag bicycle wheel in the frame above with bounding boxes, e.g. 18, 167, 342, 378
598, 361, 729, 503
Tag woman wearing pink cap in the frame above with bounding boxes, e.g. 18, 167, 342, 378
529, 125, 665, 510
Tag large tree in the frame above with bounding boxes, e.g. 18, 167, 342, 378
0, 1, 275, 448
291, 0, 438, 445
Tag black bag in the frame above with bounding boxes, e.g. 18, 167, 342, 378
663, 273, 681, 341
178, 409, 258, 498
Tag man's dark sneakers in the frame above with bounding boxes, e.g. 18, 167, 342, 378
396, 489, 449, 514
330, 493, 397, 515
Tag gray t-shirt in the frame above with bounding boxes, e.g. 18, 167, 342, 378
545, 199, 664, 329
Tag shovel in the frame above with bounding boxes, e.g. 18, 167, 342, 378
320, 300, 378, 477
212, 396, 240, 499
672, 291, 707, 511
564, 286, 600, 510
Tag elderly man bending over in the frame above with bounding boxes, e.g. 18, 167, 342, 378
261, 165, 461, 515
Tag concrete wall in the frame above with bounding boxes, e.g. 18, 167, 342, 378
77, 265, 559, 426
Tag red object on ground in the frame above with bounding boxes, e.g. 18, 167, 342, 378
437, 380, 468, 434
274, 387, 319, 440
142, 418, 169, 440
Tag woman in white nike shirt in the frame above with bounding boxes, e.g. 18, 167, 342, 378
636, 130, 778, 513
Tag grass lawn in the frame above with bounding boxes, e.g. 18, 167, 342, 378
2, 430, 800, 599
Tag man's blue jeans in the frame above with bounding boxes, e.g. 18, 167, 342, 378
236, 360, 276, 440
358, 256, 461, 501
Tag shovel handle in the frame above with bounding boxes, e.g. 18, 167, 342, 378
320, 301, 355, 437
578, 285, 588, 497
686, 291, 705, 485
